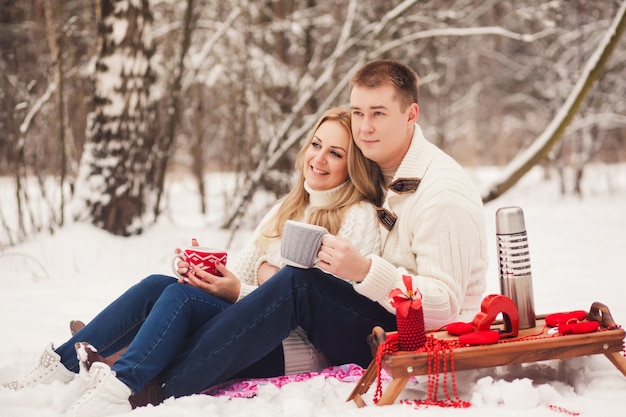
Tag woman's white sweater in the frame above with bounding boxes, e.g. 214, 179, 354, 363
229, 181, 382, 373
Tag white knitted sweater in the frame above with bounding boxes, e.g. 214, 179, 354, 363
229, 180, 382, 373
353, 124, 488, 329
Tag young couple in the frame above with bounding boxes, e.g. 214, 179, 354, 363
3, 60, 488, 416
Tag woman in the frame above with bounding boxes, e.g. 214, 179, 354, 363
4, 107, 385, 416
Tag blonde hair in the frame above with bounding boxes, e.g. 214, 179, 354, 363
262, 107, 383, 239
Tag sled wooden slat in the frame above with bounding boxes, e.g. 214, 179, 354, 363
385, 325, 625, 377
347, 304, 626, 407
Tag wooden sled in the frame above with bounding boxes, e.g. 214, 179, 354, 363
347, 302, 626, 407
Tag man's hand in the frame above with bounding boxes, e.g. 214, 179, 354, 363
317, 235, 371, 282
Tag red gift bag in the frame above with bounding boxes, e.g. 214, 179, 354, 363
390, 275, 426, 351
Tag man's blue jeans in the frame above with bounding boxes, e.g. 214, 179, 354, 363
56, 267, 397, 397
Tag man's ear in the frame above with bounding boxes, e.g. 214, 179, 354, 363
407, 103, 419, 123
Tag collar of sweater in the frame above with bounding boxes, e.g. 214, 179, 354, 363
304, 180, 349, 208
392, 123, 434, 182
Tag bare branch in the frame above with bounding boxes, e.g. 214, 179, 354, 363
370, 26, 558, 58
185, 6, 242, 89
19, 82, 55, 135
482, 0, 626, 203
566, 113, 626, 134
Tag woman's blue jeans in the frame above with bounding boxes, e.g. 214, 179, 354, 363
56, 267, 397, 398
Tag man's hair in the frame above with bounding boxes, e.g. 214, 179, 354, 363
350, 60, 419, 110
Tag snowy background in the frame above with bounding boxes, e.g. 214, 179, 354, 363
1, 164, 625, 417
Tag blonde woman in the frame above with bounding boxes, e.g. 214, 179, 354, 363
5, 108, 391, 416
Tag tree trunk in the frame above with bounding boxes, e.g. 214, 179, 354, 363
43, 0, 66, 226
152, 0, 195, 220
75, 0, 155, 236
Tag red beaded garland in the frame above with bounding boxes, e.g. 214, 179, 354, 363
374, 334, 469, 409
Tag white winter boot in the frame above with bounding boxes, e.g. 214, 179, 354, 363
3, 342, 76, 391
66, 362, 132, 417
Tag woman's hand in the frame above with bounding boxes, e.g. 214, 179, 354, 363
173, 238, 200, 283
257, 261, 280, 285
185, 262, 241, 303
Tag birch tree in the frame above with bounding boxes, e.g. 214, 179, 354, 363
74, 0, 155, 236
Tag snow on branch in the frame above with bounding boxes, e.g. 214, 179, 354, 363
482, 0, 626, 202
566, 113, 626, 134
371, 26, 558, 58
19, 82, 56, 134
189, 7, 241, 77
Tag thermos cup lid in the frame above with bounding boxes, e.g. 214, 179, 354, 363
496, 206, 526, 235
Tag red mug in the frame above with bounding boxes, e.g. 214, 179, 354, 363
172, 247, 227, 278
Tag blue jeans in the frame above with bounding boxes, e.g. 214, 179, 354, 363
57, 275, 183, 372
57, 275, 259, 390
57, 267, 396, 397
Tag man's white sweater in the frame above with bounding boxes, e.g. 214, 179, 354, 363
353, 124, 488, 329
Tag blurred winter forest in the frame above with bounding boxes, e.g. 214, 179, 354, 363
0, 0, 625, 247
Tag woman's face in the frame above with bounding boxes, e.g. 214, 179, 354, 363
303, 120, 350, 191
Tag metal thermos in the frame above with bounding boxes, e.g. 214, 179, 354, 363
496, 206, 536, 329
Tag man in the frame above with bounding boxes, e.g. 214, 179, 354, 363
319, 59, 488, 327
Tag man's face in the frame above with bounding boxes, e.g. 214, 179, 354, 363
350, 84, 417, 170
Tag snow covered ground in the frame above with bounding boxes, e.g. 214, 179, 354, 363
1, 165, 625, 416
